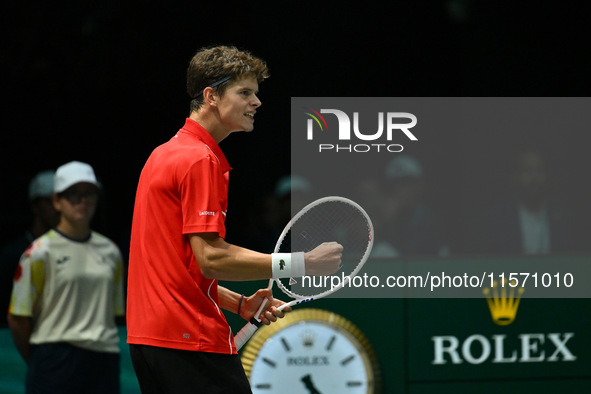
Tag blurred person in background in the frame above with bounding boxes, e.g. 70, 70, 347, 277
253, 174, 314, 253
480, 148, 581, 255
0, 170, 59, 326
371, 154, 449, 258
7, 161, 124, 393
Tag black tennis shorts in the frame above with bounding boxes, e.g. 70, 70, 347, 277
129, 344, 252, 394
26, 342, 120, 394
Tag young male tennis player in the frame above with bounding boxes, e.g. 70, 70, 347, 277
127, 45, 342, 393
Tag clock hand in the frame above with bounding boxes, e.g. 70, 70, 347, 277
300, 374, 322, 394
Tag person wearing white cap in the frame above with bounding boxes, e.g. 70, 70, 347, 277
1, 170, 59, 326
8, 161, 124, 393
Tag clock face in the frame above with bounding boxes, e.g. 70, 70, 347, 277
241, 309, 380, 394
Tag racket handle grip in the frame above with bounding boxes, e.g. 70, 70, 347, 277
234, 297, 270, 351
235, 318, 261, 351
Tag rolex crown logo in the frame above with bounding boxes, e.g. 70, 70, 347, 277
301, 329, 316, 348
483, 277, 525, 326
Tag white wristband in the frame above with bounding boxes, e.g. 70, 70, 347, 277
271, 252, 305, 279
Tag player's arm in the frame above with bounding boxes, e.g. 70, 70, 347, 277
217, 285, 292, 324
189, 232, 342, 281
189, 233, 271, 281
7, 314, 32, 363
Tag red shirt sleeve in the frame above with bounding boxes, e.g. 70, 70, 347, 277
180, 155, 228, 238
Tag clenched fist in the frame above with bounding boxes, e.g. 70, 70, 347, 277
304, 242, 343, 276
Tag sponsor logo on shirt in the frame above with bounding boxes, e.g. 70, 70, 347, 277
56, 256, 70, 264
199, 211, 216, 216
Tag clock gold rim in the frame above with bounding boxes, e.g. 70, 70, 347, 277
240, 308, 382, 393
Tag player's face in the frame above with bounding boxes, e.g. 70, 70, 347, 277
216, 76, 261, 133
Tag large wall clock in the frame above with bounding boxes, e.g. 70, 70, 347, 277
241, 308, 382, 393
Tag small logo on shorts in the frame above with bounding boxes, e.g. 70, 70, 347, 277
183, 333, 191, 339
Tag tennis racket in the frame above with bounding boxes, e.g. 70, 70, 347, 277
234, 196, 374, 350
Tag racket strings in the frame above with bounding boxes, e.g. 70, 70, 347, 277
276, 200, 372, 297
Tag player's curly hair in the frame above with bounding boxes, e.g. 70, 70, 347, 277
187, 45, 270, 112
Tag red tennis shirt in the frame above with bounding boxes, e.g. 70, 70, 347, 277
127, 118, 236, 354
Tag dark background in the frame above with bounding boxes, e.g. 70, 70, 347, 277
1, 1, 590, 254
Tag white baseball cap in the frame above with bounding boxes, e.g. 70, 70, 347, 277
28, 170, 56, 200
54, 161, 100, 194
